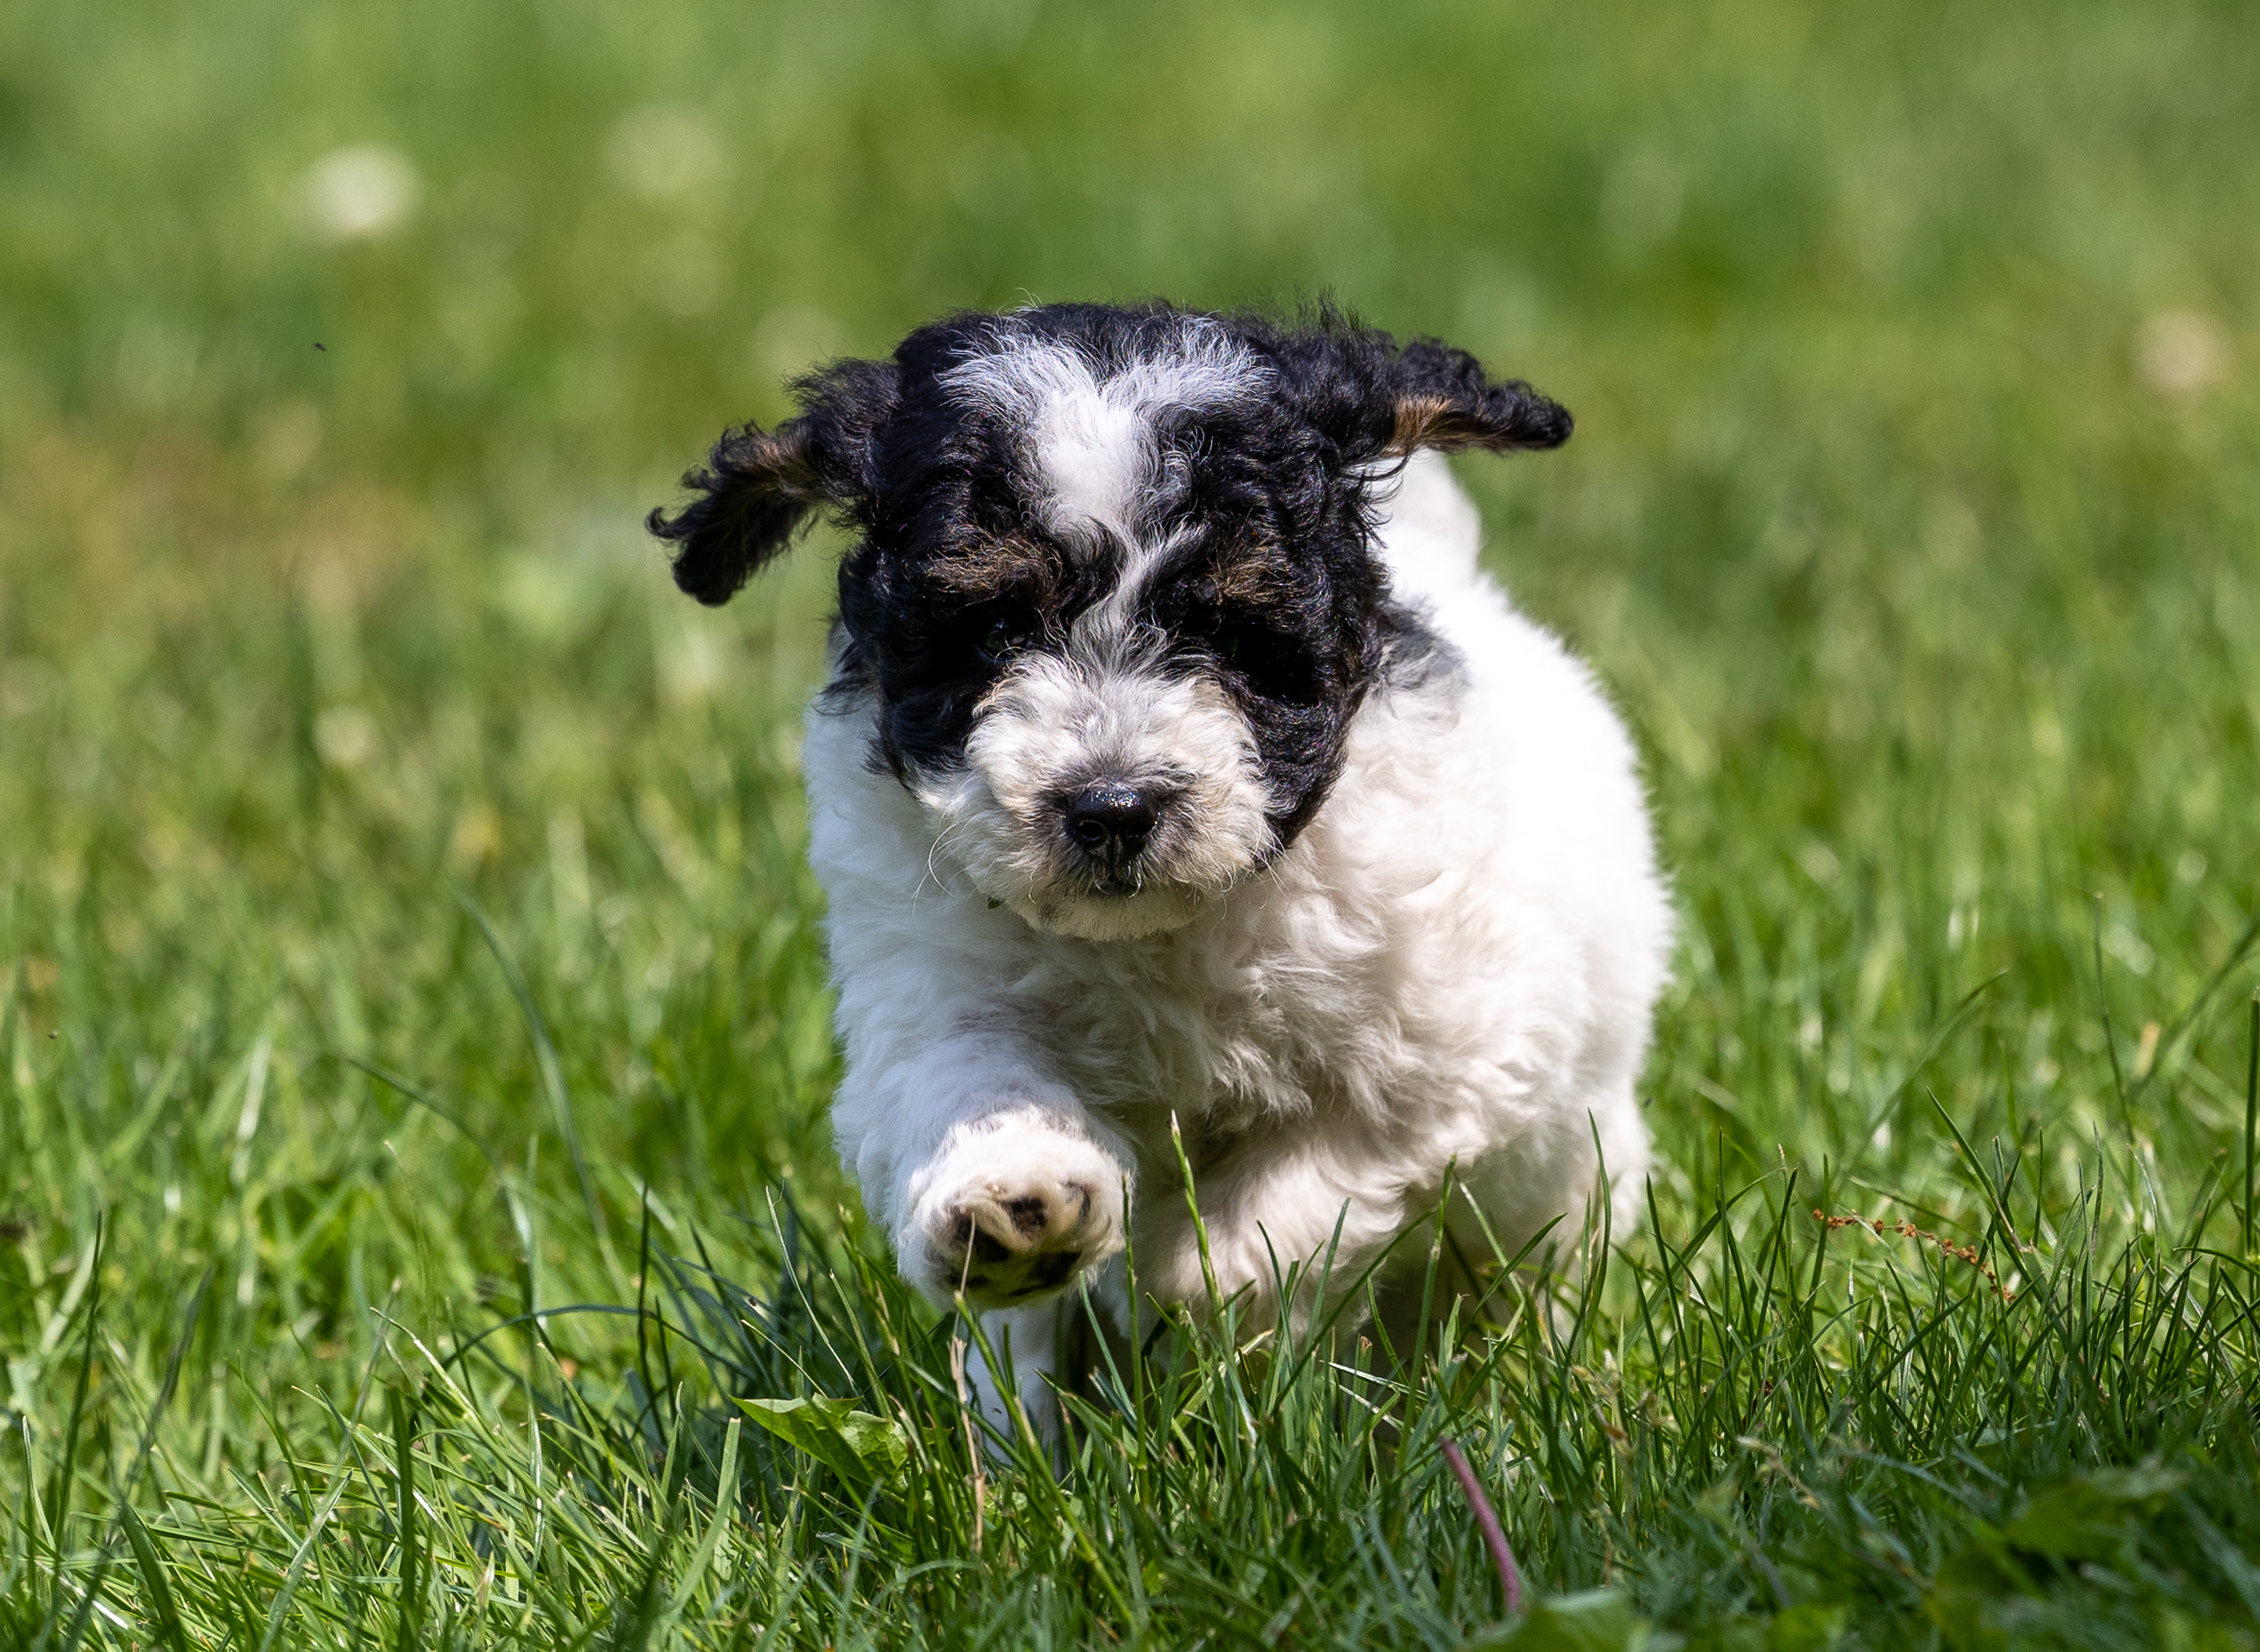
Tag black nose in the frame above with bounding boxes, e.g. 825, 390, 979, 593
1065, 782, 1159, 860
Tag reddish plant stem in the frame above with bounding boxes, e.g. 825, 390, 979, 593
1440, 1437, 1522, 1616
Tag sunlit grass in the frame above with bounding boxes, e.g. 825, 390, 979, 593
3, 0, 2258, 1643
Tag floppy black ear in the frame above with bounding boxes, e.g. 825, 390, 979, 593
646, 358, 900, 606
1376, 338, 1573, 456
646, 420, 824, 606
1270, 315, 1572, 463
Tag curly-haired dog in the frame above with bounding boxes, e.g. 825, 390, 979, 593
652, 303, 1671, 1432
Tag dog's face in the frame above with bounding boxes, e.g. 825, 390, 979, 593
652, 304, 1570, 939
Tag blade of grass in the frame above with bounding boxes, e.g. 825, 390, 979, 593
116, 1505, 186, 1652
390, 1389, 422, 1652
36, 1215, 103, 1649
457, 886, 614, 1262
2093, 895, 2133, 1145
2245, 993, 2258, 1257
54, 1263, 207, 1652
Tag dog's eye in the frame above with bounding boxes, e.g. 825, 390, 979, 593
1186, 605, 1239, 659
979, 619, 1030, 663
1206, 617, 1319, 705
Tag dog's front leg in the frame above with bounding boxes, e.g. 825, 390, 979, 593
830, 1002, 1134, 1315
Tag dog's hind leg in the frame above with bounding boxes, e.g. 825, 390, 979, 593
960, 1301, 1062, 1452
1133, 1127, 1416, 1338
958, 1278, 1128, 1461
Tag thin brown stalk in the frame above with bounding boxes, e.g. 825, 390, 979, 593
1439, 1437, 1521, 1616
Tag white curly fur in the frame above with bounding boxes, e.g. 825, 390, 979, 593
804, 451, 1672, 1434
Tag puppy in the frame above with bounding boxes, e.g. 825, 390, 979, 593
652, 303, 1671, 1432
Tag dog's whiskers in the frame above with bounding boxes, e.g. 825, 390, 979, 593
914, 815, 979, 910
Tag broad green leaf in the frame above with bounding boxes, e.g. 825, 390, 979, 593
1766, 1603, 1848, 1652
2156, 1609, 2260, 1652
2081, 1465, 2189, 1504
1685, 1621, 1765, 1652
2006, 1466, 2186, 1563
1471, 1590, 1649, 1652
1926, 1542, 2029, 1652
734, 1395, 908, 1489
1687, 1606, 1846, 1652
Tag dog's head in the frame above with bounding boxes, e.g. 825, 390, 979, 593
651, 303, 1569, 940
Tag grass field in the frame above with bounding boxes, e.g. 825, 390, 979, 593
4, 0, 2260, 1644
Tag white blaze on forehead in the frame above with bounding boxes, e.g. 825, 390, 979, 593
939, 319, 1267, 543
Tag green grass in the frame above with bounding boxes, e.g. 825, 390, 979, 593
4, 0, 2260, 1644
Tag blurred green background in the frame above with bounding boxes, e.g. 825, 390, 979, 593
8, 0, 2253, 1188
2, 0, 2257, 1641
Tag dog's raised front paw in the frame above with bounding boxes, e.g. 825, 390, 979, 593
904, 1118, 1126, 1308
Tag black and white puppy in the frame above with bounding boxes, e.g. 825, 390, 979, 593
652, 302, 1671, 1429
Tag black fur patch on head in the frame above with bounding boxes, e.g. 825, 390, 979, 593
651, 301, 1569, 849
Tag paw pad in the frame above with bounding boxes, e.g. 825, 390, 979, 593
925, 1176, 1110, 1306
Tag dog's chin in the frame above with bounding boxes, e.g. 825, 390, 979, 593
1000, 881, 1210, 941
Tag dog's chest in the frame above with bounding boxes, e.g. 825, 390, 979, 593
1005, 885, 1398, 1132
